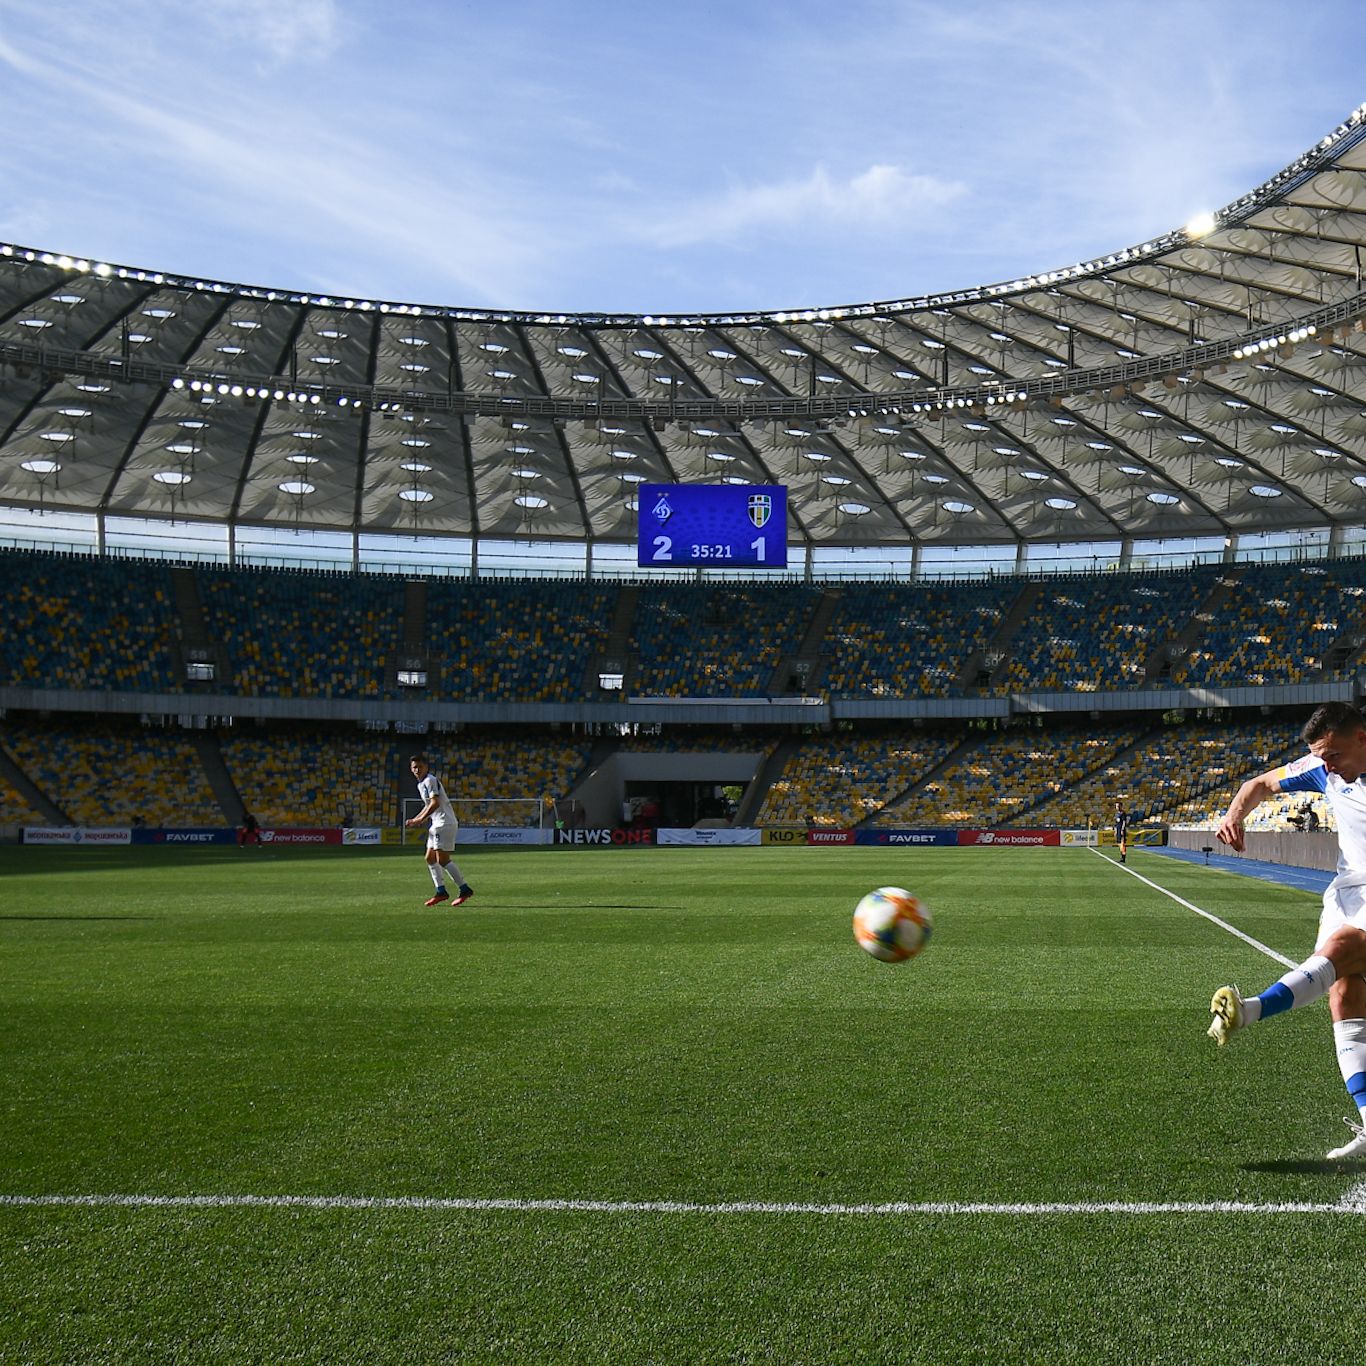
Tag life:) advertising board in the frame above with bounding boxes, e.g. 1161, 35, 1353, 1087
637, 484, 787, 568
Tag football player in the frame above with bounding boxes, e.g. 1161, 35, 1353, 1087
1207, 702, 1366, 1159
404, 754, 475, 908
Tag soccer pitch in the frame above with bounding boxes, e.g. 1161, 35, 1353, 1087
4, 843, 1366, 1363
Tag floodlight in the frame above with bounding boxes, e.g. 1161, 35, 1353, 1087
1185, 211, 1217, 239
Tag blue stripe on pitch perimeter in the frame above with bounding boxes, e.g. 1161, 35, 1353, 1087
1146, 845, 1334, 895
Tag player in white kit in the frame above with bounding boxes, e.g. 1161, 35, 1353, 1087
405, 754, 474, 908
1207, 702, 1366, 1159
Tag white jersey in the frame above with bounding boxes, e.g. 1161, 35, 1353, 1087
1275, 754, 1366, 886
418, 772, 457, 830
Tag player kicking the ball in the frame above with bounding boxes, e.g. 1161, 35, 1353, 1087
1206, 702, 1366, 1159
405, 754, 475, 908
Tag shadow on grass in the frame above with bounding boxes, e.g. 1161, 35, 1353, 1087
530, 903, 686, 910
474, 903, 688, 912
0, 914, 160, 921
1241, 1158, 1364, 1175
0, 846, 422, 873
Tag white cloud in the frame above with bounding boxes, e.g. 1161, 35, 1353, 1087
0, 13, 548, 304
200, 0, 343, 68
95, 89, 545, 304
0, 0, 344, 70
642, 163, 968, 248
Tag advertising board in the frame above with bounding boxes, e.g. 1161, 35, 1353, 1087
555, 828, 657, 846
855, 829, 960, 847
956, 829, 1061, 847
22, 827, 131, 845
656, 828, 762, 846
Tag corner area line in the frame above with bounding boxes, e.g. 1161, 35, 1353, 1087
1339, 1178, 1366, 1208
1087, 847, 1295, 968
2, 1193, 1366, 1217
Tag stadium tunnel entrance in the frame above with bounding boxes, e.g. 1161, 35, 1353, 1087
624, 780, 738, 828
571, 748, 768, 829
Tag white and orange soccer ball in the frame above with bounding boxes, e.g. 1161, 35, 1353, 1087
852, 887, 932, 963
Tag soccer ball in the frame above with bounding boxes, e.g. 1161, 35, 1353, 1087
852, 887, 932, 963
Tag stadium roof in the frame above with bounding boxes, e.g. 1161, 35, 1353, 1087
3, 103, 1366, 556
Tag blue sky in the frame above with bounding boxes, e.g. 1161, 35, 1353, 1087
0, 0, 1362, 315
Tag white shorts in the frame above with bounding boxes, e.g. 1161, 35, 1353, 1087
427, 821, 457, 853
1317, 881, 1366, 951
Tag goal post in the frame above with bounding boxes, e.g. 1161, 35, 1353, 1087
452, 797, 548, 830
399, 795, 552, 844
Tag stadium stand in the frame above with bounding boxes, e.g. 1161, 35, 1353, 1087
199, 566, 405, 699
0, 549, 181, 693
406, 734, 594, 823
988, 567, 1218, 694
1, 718, 221, 826
630, 583, 821, 697
1243, 790, 1333, 833
220, 729, 594, 827
874, 725, 1144, 827
1171, 560, 1366, 688
1013, 721, 1292, 829
1156, 721, 1316, 829
757, 728, 961, 826
0, 767, 44, 827
821, 581, 1011, 698
423, 580, 616, 701
9, 551, 1366, 704
220, 730, 397, 826
6, 546, 1366, 847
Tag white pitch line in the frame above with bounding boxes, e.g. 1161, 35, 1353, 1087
1089, 848, 1296, 968
2, 1193, 1366, 1216
1338, 1178, 1366, 1208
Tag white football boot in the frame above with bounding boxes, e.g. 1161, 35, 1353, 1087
1327, 1120, 1366, 1161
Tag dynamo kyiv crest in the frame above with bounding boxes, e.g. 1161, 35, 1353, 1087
747, 493, 772, 529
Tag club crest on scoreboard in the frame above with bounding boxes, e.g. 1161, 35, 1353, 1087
747, 493, 772, 528
652, 493, 673, 524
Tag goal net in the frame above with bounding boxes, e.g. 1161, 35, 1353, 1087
400, 795, 549, 843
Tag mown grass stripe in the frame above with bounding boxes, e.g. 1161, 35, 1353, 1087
1091, 847, 1297, 967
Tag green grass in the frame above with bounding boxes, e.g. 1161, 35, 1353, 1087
3, 843, 1364, 1362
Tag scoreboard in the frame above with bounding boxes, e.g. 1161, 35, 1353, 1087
637, 484, 787, 568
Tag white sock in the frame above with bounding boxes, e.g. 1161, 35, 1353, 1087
442, 859, 467, 888
1334, 1019, 1366, 1122
1254, 954, 1337, 1021
428, 863, 445, 891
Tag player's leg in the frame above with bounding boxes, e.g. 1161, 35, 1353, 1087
1208, 886, 1366, 1044
1209, 953, 1339, 1044
1327, 974, 1366, 1159
429, 823, 473, 904
437, 850, 475, 905
423, 838, 449, 905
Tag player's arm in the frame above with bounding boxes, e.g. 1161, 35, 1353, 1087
1216, 769, 1283, 852
405, 795, 438, 827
